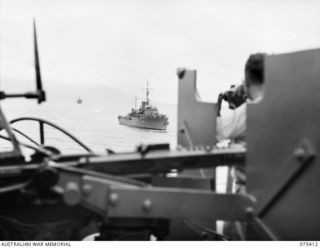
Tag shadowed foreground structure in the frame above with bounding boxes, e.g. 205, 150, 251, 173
0, 22, 319, 240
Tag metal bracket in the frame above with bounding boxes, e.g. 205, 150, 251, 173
56, 168, 254, 222
246, 207, 278, 240
77, 146, 246, 175
246, 139, 316, 240
105, 187, 254, 221
177, 68, 218, 148
255, 139, 315, 217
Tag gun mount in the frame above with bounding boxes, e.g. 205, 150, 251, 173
0, 21, 319, 240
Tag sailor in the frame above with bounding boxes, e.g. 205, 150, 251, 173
216, 53, 266, 192
216, 53, 266, 142
217, 53, 266, 239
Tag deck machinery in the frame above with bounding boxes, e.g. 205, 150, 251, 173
0, 22, 319, 240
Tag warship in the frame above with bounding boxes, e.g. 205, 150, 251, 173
118, 82, 169, 130
1, 18, 320, 241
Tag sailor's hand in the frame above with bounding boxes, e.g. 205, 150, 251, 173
221, 84, 247, 110
217, 93, 224, 117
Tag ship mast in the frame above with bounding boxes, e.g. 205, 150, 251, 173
146, 81, 150, 105
134, 96, 137, 109
142, 81, 152, 105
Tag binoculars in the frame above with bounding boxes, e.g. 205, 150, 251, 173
217, 84, 247, 116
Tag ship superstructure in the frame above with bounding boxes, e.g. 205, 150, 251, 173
118, 82, 169, 130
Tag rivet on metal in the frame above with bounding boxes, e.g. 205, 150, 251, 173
64, 182, 81, 206
109, 193, 119, 206
201, 231, 208, 240
294, 147, 306, 160
142, 199, 152, 212
205, 145, 213, 152
78, 157, 86, 164
245, 207, 254, 217
82, 184, 92, 196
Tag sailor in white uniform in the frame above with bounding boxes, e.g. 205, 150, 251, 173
217, 53, 266, 142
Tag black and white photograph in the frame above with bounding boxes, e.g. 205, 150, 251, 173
0, 0, 319, 245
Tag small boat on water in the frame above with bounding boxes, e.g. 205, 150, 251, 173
118, 82, 169, 130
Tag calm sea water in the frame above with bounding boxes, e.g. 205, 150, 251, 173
1, 101, 177, 154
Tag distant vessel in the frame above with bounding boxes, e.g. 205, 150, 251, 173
77, 97, 82, 104
118, 82, 169, 130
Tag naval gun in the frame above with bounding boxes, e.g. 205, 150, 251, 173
0, 20, 320, 240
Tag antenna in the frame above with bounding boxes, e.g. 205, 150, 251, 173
142, 81, 153, 105
0, 18, 46, 104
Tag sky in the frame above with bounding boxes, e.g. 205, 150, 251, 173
0, 0, 319, 104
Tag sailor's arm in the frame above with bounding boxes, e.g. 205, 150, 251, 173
216, 103, 247, 141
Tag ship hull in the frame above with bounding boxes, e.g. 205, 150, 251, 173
118, 117, 168, 130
